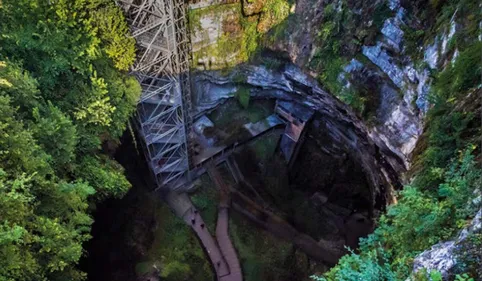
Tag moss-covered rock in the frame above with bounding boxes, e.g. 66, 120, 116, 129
241, 0, 265, 16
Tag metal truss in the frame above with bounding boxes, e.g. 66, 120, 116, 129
117, 0, 193, 190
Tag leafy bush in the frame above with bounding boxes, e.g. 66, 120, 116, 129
312, 247, 396, 281
32, 102, 78, 170
379, 147, 479, 277
431, 42, 482, 104
76, 155, 131, 200
454, 231, 482, 279
236, 87, 251, 109
309, 0, 372, 115
413, 42, 481, 192
312, 147, 481, 280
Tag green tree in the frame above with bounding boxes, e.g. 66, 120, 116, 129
76, 155, 131, 200
32, 102, 78, 171
0, 0, 140, 279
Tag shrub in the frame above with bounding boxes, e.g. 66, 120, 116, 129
311, 246, 396, 281
431, 42, 482, 104
454, 231, 482, 279
236, 87, 250, 109
313, 146, 481, 280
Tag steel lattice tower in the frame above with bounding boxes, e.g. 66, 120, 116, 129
117, 0, 193, 190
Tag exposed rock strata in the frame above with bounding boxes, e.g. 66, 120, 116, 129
192, 63, 405, 215
266, 0, 461, 169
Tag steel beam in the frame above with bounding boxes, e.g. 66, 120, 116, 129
117, 0, 193, 189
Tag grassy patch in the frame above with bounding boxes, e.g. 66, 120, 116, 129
135, 261, 156, 276
257, 0, 290, 33
240, 15, 261, 61
236, 86, 250, 109
229, 211, 297, 281
140, 202, 213, 281
205, 99, 273, 146
248, 131, 279, 161
431, 42, 482, 103
191, 175, 219, 231
208, 99, 273, 128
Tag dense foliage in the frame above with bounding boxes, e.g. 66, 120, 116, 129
313, 145, 480, 281
312, 10, 481, 281
0, 0, 140, 280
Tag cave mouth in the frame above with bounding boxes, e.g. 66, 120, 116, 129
228, 108, 376, 253
82, 74, 395, 280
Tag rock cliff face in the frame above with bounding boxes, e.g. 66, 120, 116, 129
410, 209, 482, 279
189, 0, 290, 68
192, 63, 405, 214
267, 0, 462, 168
188, 0, 463, 172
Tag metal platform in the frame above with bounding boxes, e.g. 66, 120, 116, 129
117, 0, 194, 189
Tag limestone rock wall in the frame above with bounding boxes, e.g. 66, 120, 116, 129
191, 63, 405, 213
188, 0, 291, 69
410, 208, 482, 280
265, 0, 463, 169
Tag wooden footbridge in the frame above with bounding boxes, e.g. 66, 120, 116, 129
165, 165, 243, 281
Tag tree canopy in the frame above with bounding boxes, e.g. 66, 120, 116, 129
0, 0, 140, 280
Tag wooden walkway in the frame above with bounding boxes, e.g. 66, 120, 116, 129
208, 166, 243, 281
216, 208, 242, 281
169, 165, 242, 281
181, 207, 230, 278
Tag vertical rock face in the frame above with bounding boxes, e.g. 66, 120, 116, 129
327, 2, 430, 167
352, 1, 460, 165
188, 0, 464, 173
189, 2, 245, 67
411, 209, 482, 279
188, 0, 291, 69
191, 63, 405, 213
261, 0, 461, 169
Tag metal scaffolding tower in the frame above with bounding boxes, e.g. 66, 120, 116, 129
117, 0, 193, 190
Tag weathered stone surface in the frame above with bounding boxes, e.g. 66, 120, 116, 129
424, 13, 458, 70
192, 63, 405, 214
362, 43, 406, 88
424, 40, 439, 69
241, 0, 264, 16
190, 3, 246, 69
259, 0, 465, 171
388, 0, 400, 10
356, 3, 442, 163
412, 209, 482, 279
381, 18, 404, 51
